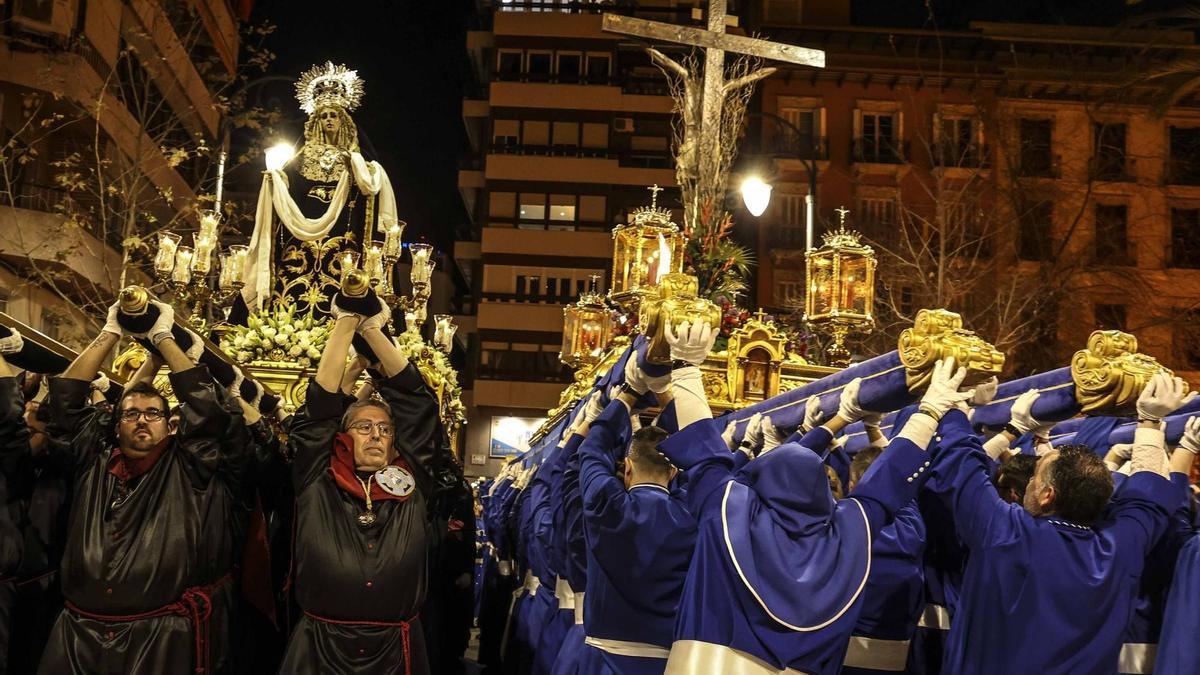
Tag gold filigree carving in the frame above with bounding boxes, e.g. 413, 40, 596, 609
1071, 330, 1174, 416
898, 308, 1004, 393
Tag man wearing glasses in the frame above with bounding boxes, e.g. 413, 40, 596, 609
36, 299, 249, 675
279, 298, 444, 674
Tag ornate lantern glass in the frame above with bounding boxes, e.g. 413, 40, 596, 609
804, 227, 876, 326
609, 205, 686, 312
560, 289, 612, 369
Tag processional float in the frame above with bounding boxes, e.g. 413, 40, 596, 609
4, 62, 465, 447
517, 192, 1188, 467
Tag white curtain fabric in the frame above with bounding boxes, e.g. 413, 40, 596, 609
241, 151, 399, 312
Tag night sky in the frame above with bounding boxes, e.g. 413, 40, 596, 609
248, 0, 471, 255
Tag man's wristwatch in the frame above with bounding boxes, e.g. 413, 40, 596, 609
917, 406, 943, 422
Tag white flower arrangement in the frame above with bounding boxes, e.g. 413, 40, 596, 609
220, 304, 332, 368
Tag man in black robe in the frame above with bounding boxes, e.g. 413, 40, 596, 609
0, 331, 29, 674
37, 300, 250, 675
280, 301, 445, 674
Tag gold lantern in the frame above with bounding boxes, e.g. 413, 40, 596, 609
638, 272, 721, 365
560, 276, 612, 369
609, 185, 687, 313
805, 207, 877, 367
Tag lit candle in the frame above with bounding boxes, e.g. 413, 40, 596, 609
364, 243, 384, 284
191, 233, 213, 276
154, 232, 181, 277
218, 255, 232, 290
405, 311, 420, 333
227, 245, 248, 285
410, 243, 433, 285
339, 250, 360, 285
383, 221, 405, 259
172, 246, 194, 285
199, 210, 220, 240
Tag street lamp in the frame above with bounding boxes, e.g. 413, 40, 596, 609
740, 176, 772, 217
265, 142, 295, 171
742, 111, 819, 252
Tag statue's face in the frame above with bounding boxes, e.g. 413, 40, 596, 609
318, 107, 342, 138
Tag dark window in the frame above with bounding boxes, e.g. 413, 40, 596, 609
527, 276, 541, 298
1094, 204, 1129, 264
527, 53, 552, 76
1018, 200, 1054, 261
498, 52, 522, 76
515, 275, 527, 300
585, 54, 611, 81
859, 112, 899, 163
1019, 119, 1054, 177
1169, 127, 1200, 185
1092, 123, 1127, 180
545, 277, 558, 299
557, 54, 581, 78
1094, 304, 1127, 331
1171, 207, 1200, 269
937, 117, 979, 166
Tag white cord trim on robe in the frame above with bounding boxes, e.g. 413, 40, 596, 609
242, 152, 399, 312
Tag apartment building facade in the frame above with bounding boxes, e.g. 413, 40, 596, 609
0, 0, 239, 347
746, 9, 1200, 384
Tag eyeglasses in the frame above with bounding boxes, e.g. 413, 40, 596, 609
348, 421, 395, 437
118, 409, 166, 423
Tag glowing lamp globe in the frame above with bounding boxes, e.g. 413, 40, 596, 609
265, 143, 295, 171
741, 176, 773, 217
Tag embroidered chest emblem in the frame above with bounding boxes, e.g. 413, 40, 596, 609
307, 185, 337, 203
376, 466, 415, 497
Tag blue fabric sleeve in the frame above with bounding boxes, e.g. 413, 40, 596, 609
658, 418, 736, 519
578, 400, 633, 532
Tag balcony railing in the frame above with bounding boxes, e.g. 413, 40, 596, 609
1017, 152, 1061, 179
1089, 154, 1134, 183
488, 141, 673, 168
771, 227, 808, 249
763, 136, 828, 162
476, 363, 573, 384
483, 291, 576, 305
493, 72, 672, 95
492, 1, 696, 20
853, 138, 909, 165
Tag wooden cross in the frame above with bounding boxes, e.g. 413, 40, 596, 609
604, 1, 825, 198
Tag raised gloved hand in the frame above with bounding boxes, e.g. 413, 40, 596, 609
761, 415, 786, 454
971, 377, 999, 406
918, 357, 974, 420
862, 410, 884, 429
147, 301, 176, 346
665, 321, 715, 367
742, 412, 764, 451
229, 368, 246, 401
801, 395, 824, 432
580, 390, 605, 426
1180, 416, 1200, 455
102, 302, 123, 338
1008, 389, 1043, 436
1137, 372, 1197, 422
359, 302, 392, 333
624, 345, 670, 394
0, 326, 23, 355
837, 378, 869, 423
90, 372, 110, 394
721, 419, 737, 450
329, 293, 362, 323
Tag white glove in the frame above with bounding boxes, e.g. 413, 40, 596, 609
629, 412, 643, 433
580, 390, 604, 426
90, 372, 110, 394
971, 377, 999, 406
1009, 389, 1042, 435
761, 415, 786, 454
918, 357, 974, 419
665, 321, 715, 366
721, 419, 737, 450
742, 412, 764, 451
624, 349, 670, 394
147, 301, 176, 345
248, 382, 265, 409
862, 411, 884, 428
1180, 417, 1200, 455
359, 303, 392, 333
1137, 372, 1197, 422
229, 368, 246, 400
801, 395, 824, 432
179, 327, 205, 363
329, 295, 360, 323
837, 378, 868, 423
1105, 442, 1134, 472
0, 327, 23, 355
102, 302, 123, 338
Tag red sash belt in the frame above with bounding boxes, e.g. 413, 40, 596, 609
303, 610, 417, 675
65, 573, 232, 675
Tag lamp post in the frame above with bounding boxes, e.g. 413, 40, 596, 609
740, 111, 820, 252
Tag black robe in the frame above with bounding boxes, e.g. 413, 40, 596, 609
0, 377, 29, 675
37, 367, 250, 675
280, 364, 444, 675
